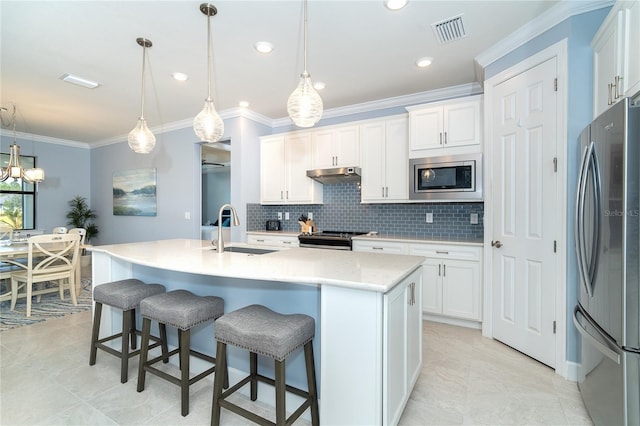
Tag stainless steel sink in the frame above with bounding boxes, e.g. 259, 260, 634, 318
222, 246, 276, 255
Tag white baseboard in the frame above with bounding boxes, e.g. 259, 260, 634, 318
423, 313, 482, 330
564, 360, 580, 382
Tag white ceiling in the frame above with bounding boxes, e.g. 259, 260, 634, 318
0, 1, 603, 146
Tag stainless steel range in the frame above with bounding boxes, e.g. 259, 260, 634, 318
298, 231, 367, 250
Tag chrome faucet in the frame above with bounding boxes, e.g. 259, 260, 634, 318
214, 203, 240, 253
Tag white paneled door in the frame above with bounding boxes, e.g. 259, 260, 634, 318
491, 57, 558, 368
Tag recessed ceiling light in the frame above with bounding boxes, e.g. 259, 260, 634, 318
385, 0, 408, 11
239, 101, 250, 108
172, 72, 189, 81
254, 41, 274, 54
60, 73, 100, 89
416, 57, 433, 68
313, 81, 326, 90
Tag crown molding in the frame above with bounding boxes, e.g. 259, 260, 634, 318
0, 128, 88, 149
271, 82, 484, 128
475, 0, 614, 68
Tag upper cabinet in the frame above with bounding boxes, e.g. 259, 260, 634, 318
260, 133, 323, 205
592, 1, 640, 118
360, 116, 408, 203
312, 125, 360, 168
407, 95, 483, 158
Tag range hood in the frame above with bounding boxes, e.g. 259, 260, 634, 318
306, 166, 361, 184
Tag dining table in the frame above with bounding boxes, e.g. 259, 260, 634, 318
0, 240, 84, 303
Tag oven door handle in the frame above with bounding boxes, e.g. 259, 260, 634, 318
299, 243, 351, 251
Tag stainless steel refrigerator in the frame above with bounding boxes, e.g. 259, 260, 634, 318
574, 97, 639, 426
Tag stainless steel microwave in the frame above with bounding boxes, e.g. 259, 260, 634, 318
409, 153, 483, 201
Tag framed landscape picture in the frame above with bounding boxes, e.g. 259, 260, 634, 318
113, 168, 157, 216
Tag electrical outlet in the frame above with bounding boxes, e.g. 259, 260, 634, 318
285, 212, 290, 220
184, 211, 191, 220
308, 212, 313, 220
426, 212, 433, 223
470, 213, 479, 224
277, 212, 283, 220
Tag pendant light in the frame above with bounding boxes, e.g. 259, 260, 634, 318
193, 3, 224, 143
128, 37, 156, 154
287, 0, 323, 128
0, 105, 45, 183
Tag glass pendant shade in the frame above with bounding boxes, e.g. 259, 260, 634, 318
128, 117, 156, 154
0, 106, 45, 184
287, 72, 323, 128
193, 98, 224, 142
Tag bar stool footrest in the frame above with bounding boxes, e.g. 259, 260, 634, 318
96, 330, 163, 360
143, 348, 218, 387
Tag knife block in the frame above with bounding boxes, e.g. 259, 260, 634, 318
300, 219, 315, 234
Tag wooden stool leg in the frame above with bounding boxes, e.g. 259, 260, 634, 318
130, 309, 137, 350
137, 318, 152, 392
250, 352, 258, 401
211, 341, 226, 426
121, 309, 132, 383
304, 342, 320, 426
160, 323, 169, 363
179, 329, 190, 416
275, 359, 286, 426
89, 302, 103, 365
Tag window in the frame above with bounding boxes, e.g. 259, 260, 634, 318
0, 153, 37, 230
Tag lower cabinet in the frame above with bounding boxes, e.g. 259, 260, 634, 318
383, 267, 422, 426
246, 232, 299, 248
410, 244, 482, 322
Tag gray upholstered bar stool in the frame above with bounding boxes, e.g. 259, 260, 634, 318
211, 304, 319, 426
137, 289, 225, 417
89, 279, 167, 384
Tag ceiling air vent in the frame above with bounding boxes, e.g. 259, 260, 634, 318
431, 14, 467, 44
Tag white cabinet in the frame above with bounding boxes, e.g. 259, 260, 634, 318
592, 1, 640, 117
409, 243, 482, 322
246, 232, 299, 248
312, 125, 360, 168
260, 133, 323, 205
383, 267, 421, 426
407, 95, 482, 158
360, 115, 408, 203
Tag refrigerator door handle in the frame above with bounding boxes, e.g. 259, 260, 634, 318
573, 305, 621, 364
575, 142, 593, 297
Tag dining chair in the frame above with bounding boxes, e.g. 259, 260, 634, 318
52, 226, 68, 234
10, 233, 81, 317
68, 228, 86, 246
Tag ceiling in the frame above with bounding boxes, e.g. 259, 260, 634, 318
1, 0, 578, 146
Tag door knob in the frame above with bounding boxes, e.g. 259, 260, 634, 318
491, 240, 503, 248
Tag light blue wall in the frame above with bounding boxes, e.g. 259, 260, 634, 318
1, 134, 90, 233
88, 115, 267, 245
484, 8, 610, 363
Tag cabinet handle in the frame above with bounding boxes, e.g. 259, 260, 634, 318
385, 187, 389, 197
382, 187, 385, 197
283, 241, 291, 245
286, 190, 289, 200
443, 264, 446, 277
615, 75, 622, 99
280, 190, 284, 200
439, 132, 443, 145
435, 250, 449, 254
444, 131, 448, 145
608, 83, 613, 105
372, 247, 384, 250
438, 264, 441, 276
257, 239, 265, 242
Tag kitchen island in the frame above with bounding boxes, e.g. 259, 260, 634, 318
90, 239, 424, 425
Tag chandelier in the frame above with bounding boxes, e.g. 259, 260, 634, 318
287, 0, 323, 127
0, 105, 45, 183
193, 3, 224, 143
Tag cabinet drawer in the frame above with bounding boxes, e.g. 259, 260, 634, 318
409, 243, 481, 261
247, 234, 299, 248
353, 240, 409, 254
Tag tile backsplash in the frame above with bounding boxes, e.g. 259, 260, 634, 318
247, 183, 484, 242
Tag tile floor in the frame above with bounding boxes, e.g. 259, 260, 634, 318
0, 311, 593, 425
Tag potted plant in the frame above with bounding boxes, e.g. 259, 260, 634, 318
65, 196, 99, 279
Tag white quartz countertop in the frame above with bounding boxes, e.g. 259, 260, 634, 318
89, 239, 424, 293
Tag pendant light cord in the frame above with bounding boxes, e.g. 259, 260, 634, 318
139, 41, 147, 120
207, 11, 212, 101
303, 0, 308, 74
